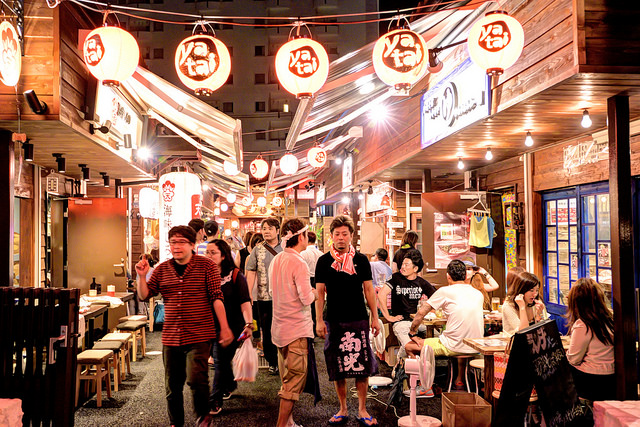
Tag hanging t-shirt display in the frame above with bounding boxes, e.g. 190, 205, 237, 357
469, 215, 496, 248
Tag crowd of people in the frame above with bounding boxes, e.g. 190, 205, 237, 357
134, 216, 615, 427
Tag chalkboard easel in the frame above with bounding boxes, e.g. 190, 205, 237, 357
494, 319, 593, 426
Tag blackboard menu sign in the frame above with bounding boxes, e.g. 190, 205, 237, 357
494, 319, 593, 426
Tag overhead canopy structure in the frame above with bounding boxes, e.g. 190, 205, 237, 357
265, 1, 494, 193
119, 66, 250, 196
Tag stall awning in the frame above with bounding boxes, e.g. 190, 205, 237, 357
120, 67, 250, 196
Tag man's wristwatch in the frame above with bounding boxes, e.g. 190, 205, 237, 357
408, 331, 418, 338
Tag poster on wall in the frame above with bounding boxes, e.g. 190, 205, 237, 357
434, 212, 475, 268
502, 193, 518, 271
598, 243, 610, 267
365, 183, 393, 213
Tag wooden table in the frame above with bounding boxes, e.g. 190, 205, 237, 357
418, 316, 503, 338
464, 335, 570, 401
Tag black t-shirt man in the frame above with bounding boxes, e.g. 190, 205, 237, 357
387, 272, 435, 320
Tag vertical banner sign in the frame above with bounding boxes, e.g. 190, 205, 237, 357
0, 21, 22, 87
159, 172, 202, 262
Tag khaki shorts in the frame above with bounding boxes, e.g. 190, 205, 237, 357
423, 337, 460, 357
277, 337, 309, 401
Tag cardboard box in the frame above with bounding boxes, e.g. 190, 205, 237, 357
442, 392, 491, 427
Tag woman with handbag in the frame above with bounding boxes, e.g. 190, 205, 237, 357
204, 239, 254, 416
565, 278, 615, 401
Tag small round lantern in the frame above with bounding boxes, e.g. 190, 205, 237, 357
226, 193, 236, 203
250, 156, 269, 180
307, 146, 327, 168
240, 196, 252, 206
275, 36, 329, 98
0, 21, 21, 87
279, 153, 299, 175
214, 207, 221, 216
223, 160, 240, 176
467, 11, 524, 75
272, 196, 283, 207
224, 228, 232, 237
257, 196, 267, 207
220, 203, 228, 212
372, 28, 428, 91
231, 220, 239, 228
175, 34, 231, 96
83, 26, 139, 86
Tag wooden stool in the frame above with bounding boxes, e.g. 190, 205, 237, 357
469, 358, 485, 393
447, 354, 477, 392
118, 314, 148, 323
101, 332, 132, 376
92, 341, 124, 391
76, 349, 113, 407
115, 320, 147, 361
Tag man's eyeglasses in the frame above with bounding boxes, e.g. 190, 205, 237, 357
169, 239, 191, 246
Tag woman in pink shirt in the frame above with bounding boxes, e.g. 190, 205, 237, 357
566, 278, 615, 401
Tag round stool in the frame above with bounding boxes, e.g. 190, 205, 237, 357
447, 354, 477, 392
469, 358, 484, 394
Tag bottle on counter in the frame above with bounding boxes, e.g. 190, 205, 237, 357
90, 277, 97, 291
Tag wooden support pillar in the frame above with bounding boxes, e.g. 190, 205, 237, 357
607, 94, 638, 400
422, 169, 431, 193
0, 129, 15, 286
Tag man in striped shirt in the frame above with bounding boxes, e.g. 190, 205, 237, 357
136, 225, 233, 427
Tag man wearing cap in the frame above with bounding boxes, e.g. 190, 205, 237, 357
135, 225, 233, 427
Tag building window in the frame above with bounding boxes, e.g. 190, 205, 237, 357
222, 102, 234, 113
142, 47, 150, 60
328, 46, 339, 55
255, 74, 266, 84
255, 45, 265, 56
256, 130, 266, 140
255, 101, 265, 112
153, 21, 164, 31
153, 48, 164, 59
543, 183, 611, 314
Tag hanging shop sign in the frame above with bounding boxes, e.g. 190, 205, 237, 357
175, 34, 231, 96
316, 186, 326, 204
158, 171, 201, 261
341, 155, 353, 191
365, 183, 392, 213
94, 83, 143, 149
139, 187, 159, 219
467, 11, 525, 76
372, 28, 428, 91
420, 58, 490, 149
387, 221, 404, 228
297, 188, 314, 200
275, 37, 329, 99
0, 21, 21, 87
83, 26, 140, 86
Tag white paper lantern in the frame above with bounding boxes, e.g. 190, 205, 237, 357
257, 196, 267, 207
231, 220, 239, 228
159, 171, 202, 261
279, 153, 299, 175
467, 11, 525, 75
220, 203, 228, 212
139, 187, 159, 219
250, 156, 269, 179
83, 26, 140, 86
223, 160, 240, 176
224, 228, 232, 236
307, 146, 327, 168
275, 37, 329, 98
272, 196, 283, 207
0, 21, 21, 87
175, 34, 231, 95
372, 28, 428, 91
226, 193, 236, 203
214, 207, 221, 215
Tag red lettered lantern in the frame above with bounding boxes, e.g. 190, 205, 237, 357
307, 146, 327, 168
83, 26, 139, 86
0, 21, 21, 87
467, 11, 524, 75
275, 37, 329, 99
372, 29, 427, 91
175, 34, 231, 96
272, 196, 283, 207
250, 156, 269, 180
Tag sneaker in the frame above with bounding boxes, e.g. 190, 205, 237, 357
209, 405, 222, 416
403, 385, 434, 398
222, 392, 232, 400
268, 366, 279, 375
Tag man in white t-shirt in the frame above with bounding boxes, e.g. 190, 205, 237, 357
407, 259, 484, 388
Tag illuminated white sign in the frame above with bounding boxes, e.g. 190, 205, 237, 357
94, 84, 143, 150
342, 155, 353, 190
421, 59, 490, 149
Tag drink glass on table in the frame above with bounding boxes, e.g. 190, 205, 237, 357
491, 297, 500, 311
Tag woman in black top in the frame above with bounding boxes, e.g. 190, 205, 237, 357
235, 231, 254, 271
392, 230, 419, 273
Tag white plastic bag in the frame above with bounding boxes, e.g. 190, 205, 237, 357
232, 339, 259, 382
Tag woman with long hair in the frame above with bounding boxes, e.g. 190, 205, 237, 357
234, 231, 255, 271
392, 230, 420, 273
204, 239, 253, 415
501, 270, 548, 336
470, 272, 491, 311
565, 278, 615, 401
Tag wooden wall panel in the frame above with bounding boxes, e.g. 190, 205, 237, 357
583, 1, 640, 66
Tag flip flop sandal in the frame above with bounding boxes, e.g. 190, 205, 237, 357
357, 416, 378, 426
328, 414, 348, 425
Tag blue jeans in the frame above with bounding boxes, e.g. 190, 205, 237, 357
209, 340, 239, 407
163, 341, 211, 426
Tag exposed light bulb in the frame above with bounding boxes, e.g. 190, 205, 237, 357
581, 109, 592, 128
341, 195, 350, 204
257, 196, 267, 207
335, 156, 343, 165
485, 147, 493, 160
369, 103, 388, 123
137, 146, 151, 159
457, 157, 464, 170
358, 190, 364, 200
231, 220, 239, 228
525, 131, 534, 147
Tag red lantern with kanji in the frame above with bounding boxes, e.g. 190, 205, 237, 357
372, 28, 428, 91
467, 11, 524, 76
275, 37, 329, 99
83, 26, 139, 86
175, 34, 231, 96
250, 156, 269, 180
307, 146, 327, 168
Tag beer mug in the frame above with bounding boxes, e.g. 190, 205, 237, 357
492, 297, 500, 311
